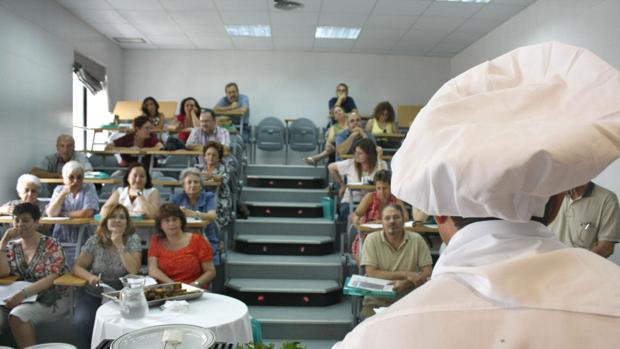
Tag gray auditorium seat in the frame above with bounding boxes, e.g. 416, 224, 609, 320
286, 117, 319, 164
253, 117, 286, 163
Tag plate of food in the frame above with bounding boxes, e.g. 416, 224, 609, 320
102, 282, 204, 307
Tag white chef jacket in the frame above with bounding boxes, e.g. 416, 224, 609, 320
334, 220, 620, 348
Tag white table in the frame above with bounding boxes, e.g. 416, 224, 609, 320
91, 292, 252, 348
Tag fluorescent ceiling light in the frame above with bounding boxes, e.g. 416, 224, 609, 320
436, 0, 491, 3
225, 25, 271, 37
113, 37, 146, 44
315, 26, 361, 39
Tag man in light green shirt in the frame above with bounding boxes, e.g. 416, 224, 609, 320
361, 204, 433, 319
549, 181, 620, 258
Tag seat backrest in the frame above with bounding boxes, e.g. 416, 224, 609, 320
256, 117, 285, 151
288, 117, 318, 152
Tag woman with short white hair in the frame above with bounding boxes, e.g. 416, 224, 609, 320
0, 174, 46, 216
47, 161, 99, 265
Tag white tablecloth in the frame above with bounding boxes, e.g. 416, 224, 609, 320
91, 292, 252, 348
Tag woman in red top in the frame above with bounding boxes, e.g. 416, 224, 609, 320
148, 203, 215, 289
169, 97, 201, 143
106, 115, 163, 167
350, 170, 409, 262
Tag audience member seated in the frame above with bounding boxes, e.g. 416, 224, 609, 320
169, 97, 201, 143
147, 203, 216, 289
328, 83, 358, 126
101, 163, 160, 219
328, 139, 386, 222
0, 203, 70, 348
171, 168, 220, 265
72, 204, 141, 349
46, 161, 98, 266
351, 170, 409, 261
365, 102, 401, 149
106, 115, 163, 167
304, 106, 348, 166
360, 204, 432, 320
140, 96, 164, 131
0, 174, 47, 217
31, 134, 93, 179
335, 112, 375, 158
213, 82, 250, 142
201, 141, 233, 233
186, 108, 231, 149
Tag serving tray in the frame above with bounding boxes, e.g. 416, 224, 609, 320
102, 282, 204, 307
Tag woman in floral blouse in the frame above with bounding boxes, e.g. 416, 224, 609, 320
0, 203, 69, 348
201, 141, 232, 231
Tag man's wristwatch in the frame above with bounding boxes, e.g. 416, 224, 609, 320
136, 191, 143, 197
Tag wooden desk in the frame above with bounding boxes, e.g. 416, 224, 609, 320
0, 275, 18, 285
374, 133, 405, 140
341, 154, 393, 160
152, 179, 220, 188
39, 178, 120, 185
54, 273, 87, 287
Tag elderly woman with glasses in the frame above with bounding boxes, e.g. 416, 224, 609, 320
0, 174, 47, 216
171, 168, 220, 265
46, 160, 99, 266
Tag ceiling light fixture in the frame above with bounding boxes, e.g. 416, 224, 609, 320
274, 0, 304, 11
315, 26, 361, 40
113, 37, 146, 44
225, 25, 272, 37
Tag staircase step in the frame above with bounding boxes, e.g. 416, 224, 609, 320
226, 278, 341, 306
249, 300, 353, 340
226, 251, 342, 280
246, 175, 325, 189
246, 201, 323, 218
246, 164, 326, 178
241, 187, 328, 203
236, 234, 333, 255
236, 217, 335, 237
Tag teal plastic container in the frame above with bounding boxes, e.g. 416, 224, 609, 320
322, 197, 334, 220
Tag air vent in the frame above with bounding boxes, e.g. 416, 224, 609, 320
274, 0, 304, 11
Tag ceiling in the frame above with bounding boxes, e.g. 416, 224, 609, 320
56, 0, 536, 57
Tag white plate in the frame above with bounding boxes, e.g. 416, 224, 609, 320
111, 324, 215, 349
24, 344, 76, 349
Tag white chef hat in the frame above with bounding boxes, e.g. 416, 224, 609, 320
391, 41, 620, 222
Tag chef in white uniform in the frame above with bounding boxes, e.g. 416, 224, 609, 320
334, 41, 620, 348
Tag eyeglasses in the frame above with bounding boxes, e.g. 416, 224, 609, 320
68, 174, 83, 180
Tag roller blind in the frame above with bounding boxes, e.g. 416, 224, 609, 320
73, 52, 106, 94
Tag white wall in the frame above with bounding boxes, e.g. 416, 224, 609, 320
123, 50, 450, 126
0, 0, 124, 201
450, 0, 620, 263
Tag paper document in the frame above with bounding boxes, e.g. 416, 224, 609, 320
0, 281, 36, 305
348, 275, 394, 293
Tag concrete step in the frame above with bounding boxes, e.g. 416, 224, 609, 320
226, 251, 343, 280
235, 234, 334, 256
246, 175, 325, 189
236, 234, 333, 244
241, 187, 328, 203
246, 201, 323, 218
246, 164, 327, 178
249, 299, 353, 340
227, 278, 341, 293
226, 278, 341, 306
235, 217, 335, 237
